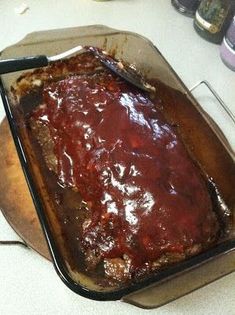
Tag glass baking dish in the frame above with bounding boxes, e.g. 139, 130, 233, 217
0, 25, 234, 308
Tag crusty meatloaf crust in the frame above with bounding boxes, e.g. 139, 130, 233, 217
27, 52, 219, 283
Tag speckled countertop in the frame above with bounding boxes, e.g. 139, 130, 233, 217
0, 1, 234, 314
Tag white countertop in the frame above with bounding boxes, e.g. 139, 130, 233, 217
0, 1, 234, 314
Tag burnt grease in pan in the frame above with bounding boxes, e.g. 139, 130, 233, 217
14, 52, 232, 287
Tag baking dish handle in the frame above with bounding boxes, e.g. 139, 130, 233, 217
0, 210, 28, 248
189, 80, 235, 125
0, 240, 28, 247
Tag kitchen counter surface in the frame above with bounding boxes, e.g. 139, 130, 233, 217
0, 1, 234, 314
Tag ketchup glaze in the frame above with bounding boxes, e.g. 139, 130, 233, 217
31, 67, 218, 274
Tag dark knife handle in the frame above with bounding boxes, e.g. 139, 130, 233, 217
0, 55, 49, 75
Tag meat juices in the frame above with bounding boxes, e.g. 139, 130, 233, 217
30, 61, 219, 282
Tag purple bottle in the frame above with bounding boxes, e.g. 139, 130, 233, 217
220, 16, 235, 71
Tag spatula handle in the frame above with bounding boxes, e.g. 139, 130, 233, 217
0, 55, 49, 75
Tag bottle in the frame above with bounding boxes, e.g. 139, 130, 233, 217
220, 16, 235, 70
171, 0, 201, 17
194, 0, 235, 44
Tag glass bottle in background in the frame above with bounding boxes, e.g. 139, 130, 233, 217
220, 16, 235, 70
171, 0, 201, 17
194, 0, 235, 44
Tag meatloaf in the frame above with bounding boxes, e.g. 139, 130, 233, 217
27, 52, 219, 283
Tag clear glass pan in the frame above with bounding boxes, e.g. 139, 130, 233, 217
0, 25, 234, 308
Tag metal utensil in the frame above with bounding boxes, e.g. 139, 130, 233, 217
0, 45, 155, 93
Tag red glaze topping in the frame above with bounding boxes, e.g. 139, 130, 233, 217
32, 71, 218, 271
